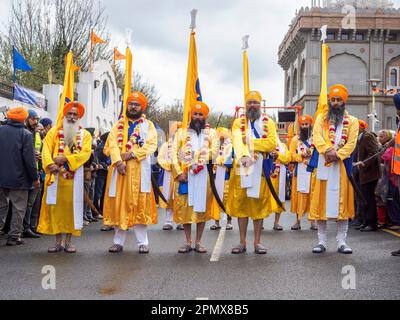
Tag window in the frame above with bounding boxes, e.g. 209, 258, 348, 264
102, 80, 109, 109
341, 33, 350, 40
327, 32, 335, 40
389, 67, 399, 87
388, 33, 398, 41
355, 33, 364, 41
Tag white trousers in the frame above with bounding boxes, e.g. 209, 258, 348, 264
317, 220, 349, 248
113, 225, 149, 247
165, 209, 174, 225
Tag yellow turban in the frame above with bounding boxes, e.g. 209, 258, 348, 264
7, 107, 29, 123
217, 127, 231, 140
191, 101, 209, 118
329, 84, 349, 103
245, 91, 262, 104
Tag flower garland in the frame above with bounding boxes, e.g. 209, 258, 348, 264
239, 110, 270, 142
117, 116, 146, 151
328, 111, 350, 150
298, 140, 315, 166
270, 145, 281, 179
184, 124, 211, 175
58, 127, 83, 179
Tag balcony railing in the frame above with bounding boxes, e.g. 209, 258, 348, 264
0, 81, 14, 100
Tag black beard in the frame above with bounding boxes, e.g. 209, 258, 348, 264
327, 103, 346, 125
190, 119, 206, 135
126, 109, 143, 120
300, 127, 312, 142
246, 108, 261, 120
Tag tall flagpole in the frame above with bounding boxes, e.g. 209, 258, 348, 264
90, 30, 94, 72
242, 35, 250, 106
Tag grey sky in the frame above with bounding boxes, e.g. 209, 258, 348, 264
1, 0, 400, 115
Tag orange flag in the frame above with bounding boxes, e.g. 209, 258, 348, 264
114, 47, 126, 61
91, 31, 107, 45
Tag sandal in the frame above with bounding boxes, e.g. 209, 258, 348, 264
163, 224, 173, 231
291, 223, 301, 231
254, 244, 267, 255
210, 224, 221, 231
109, 244, 123, 253
176, 225, 184, 231
139, 245, 150, 254
64, 243, 76, 254
226, 223, 233, 231
101, 226, 115, 232
231, 244, 247, 254
273, 224, 283, 231
48, 244, 64, 254
194, 243, 207, 254
178, 243, 193, 254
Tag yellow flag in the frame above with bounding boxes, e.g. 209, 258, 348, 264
243, 50, 250, 104
182, 32, 202, 135
314, 43, 329, 122
55, 51, 79, 130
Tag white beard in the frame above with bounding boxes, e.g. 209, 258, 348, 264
63, 118, 81, 148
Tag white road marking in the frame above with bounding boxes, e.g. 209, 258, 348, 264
196, 297, 209, 300
210, 222, 227, 262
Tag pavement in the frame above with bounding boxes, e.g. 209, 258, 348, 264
0, 205, 399, 300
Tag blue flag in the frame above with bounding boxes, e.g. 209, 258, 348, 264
13, 47, 32, 81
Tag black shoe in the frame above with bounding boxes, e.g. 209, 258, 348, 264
23, 229, 41, 239
360, 226, 378, 232
391, 250, 400, 257
312, 244, 326, 254
338, 245, 353, 254
6, 237, 25, 246
355, 224, 366, 230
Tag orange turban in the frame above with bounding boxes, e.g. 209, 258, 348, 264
358, 119, 368, 130
7, 107, 29, 123
245, 91, 262, 104
298, 114, 313, 125
63, 101, 85, 119
191, 101, 209, 118
329, 84, 349, 103
126, 92, 148, 111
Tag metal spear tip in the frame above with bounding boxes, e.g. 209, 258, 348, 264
190, 9, 198, 31
320, 25, 328, 42
242, 35, 250, 51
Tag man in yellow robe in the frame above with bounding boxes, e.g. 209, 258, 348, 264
309, 84, 359, 254
37, 102, 92, 254
157, 121, 181, 231
226, 91, 277, 255
289, 115, 317, 231
172, 102, 219, 254
103, 92, 158, 254
269, 136, 291, 231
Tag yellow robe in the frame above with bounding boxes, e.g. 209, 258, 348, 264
289, 135, 316, 218
37, 127, 92, 236
226, 118, 277, 220
103, 119, 158, 230
309, 114, 359, 221
157, 142, 174, 210
172, 128, 220, 224
271, 143, 291, 214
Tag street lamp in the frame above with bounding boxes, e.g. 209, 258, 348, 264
367, 79, 382, 133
